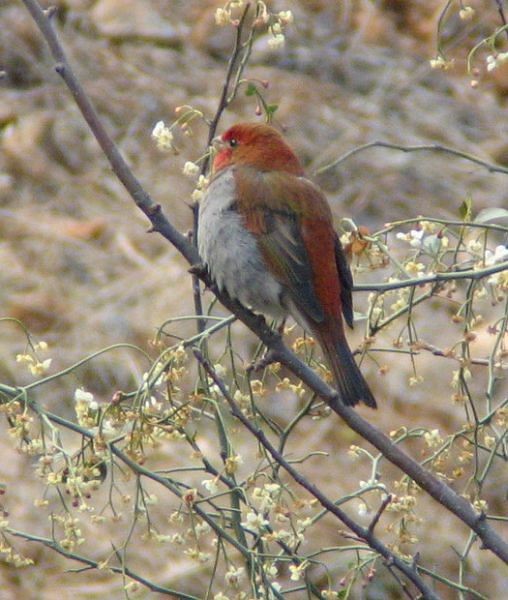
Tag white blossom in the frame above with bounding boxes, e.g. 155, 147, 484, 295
202, 479, 218, 494
459, 6, 475, 20
268, 33, 285, 50
486, 52, 508, 72
225, 565, 245, 587
424, 429, 442, 448
75, 388, 94, 405
241, 511, 269, 532
215, 8, 230, 26
151, 121, 174, 152
182, 161, 200, 177
485, 245, 508, 266
278, 10, 293, 25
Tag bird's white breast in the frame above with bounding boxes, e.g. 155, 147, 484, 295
198, 169, 286, 318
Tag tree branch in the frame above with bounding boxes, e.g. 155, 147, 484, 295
314, 140, 508, 177
354, 260, 508, 293
202, 2, 253, 173
368, 493, 393, 536
20, 0, 199, 268
7, 528, 199, 599
191, 2, 253, 335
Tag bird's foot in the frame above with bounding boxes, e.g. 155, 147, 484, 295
189, 262, 208, 277
247, 348, 280, 374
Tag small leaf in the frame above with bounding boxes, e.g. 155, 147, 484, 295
474, 207, 508, 226
459, 197, 472, 221
265, 104, 279, 122
245, 82, 257, 97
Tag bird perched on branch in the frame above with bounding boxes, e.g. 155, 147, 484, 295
198, 122, 376, 408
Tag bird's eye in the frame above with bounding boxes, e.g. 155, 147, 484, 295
229, 138, 238, 148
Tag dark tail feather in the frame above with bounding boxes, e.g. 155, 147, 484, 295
319, 333, 377, 408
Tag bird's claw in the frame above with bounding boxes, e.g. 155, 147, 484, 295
247, 348, 280, 374
189, 262, 208, 277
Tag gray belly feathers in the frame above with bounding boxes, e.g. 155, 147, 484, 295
198, 170, 286, 318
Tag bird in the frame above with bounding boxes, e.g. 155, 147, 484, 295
198, 122, 376, 408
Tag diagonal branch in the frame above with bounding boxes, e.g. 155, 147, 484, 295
368, 493, 393, 536
21, 0, 199, 268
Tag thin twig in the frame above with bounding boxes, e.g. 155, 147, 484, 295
368, 494, 392, 535
377, 216, 508, 236
203, 2, 252, 173
314, 140, 508, 177
355, 260, 508, 293
191, 3, 253, 335
415, 340, 490, 367
495, 0, 508, 40
7, 527, 200, 599
417, 563, 489, 600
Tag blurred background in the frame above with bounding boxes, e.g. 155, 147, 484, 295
1, 1, 507, 598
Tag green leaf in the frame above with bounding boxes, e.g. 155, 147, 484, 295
474, 207, 508, 226
459, 197, 473, 221
245, 82, 257, 97
265, 104, 279, 123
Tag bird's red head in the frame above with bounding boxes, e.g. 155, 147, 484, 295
212, 122, 304, 176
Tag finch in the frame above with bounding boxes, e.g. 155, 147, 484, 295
198, 122, 376, 408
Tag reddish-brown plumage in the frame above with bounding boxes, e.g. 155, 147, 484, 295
301, 217, 342, 326
215, 123, 304, 176
202, 122, 376, 408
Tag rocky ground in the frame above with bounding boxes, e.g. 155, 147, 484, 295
1, 1, 507, 598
